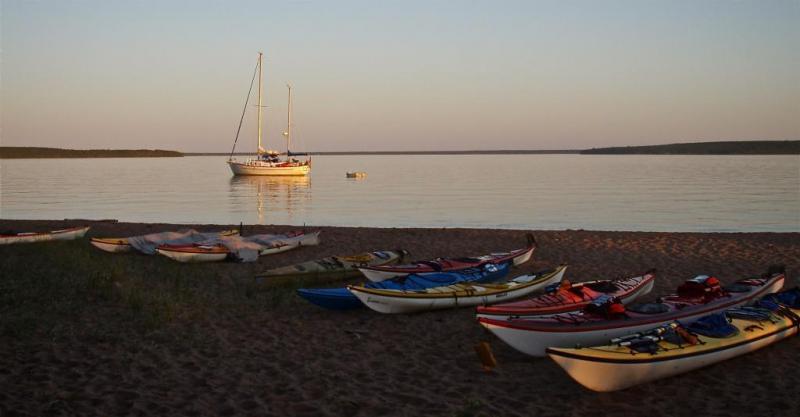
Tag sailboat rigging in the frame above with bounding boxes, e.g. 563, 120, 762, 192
228, 52, 311, 176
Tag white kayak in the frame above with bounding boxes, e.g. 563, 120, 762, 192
259, 230, 321, 255
0, 226, 90, 245
349, 265, 567, 314
155, 244, 230, 263
90, 237, 134, 253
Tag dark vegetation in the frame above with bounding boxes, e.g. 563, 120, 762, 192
0, 147, 183, 158
582, 140, 800, 155
0, 240, 295, 342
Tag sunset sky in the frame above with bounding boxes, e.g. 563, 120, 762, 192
2, 0, 798, 152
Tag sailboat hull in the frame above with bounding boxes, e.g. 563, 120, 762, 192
228, 161, 310, 176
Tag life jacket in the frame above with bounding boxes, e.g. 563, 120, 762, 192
677, 275, 723, 299
584, 295, 626, 319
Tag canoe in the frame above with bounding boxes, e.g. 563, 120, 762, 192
256, 250, 409, 283
547, 287, 800, 392
155, 244, 230, 263
476, 270, 656, 320
90, 229, 239, 254
0, 226, 90, 245
349, 265, 567, 314
358, 235, 536, 282
259, 230, 321, 255
298, 262, 512, 310
478, 266, 785, 357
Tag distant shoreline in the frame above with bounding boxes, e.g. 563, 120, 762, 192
2, 140, 797, 158
0, 147, 182, 159
581, 140, 799, 155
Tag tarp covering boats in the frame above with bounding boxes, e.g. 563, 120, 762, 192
155, 230, 321, 262
91, 229, 239, 253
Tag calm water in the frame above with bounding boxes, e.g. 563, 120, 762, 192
1, 155, 798, 232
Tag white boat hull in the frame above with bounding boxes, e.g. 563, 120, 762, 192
512, 247, 533, 266
358, 268, 405, 282
155, 248, 229, 263
481, 277, 784, 357
228, 160, 309, 176
90, 239, 133, 253
0, 226, 90, 245
351, 268, 566, 314
548, 325, 798, 392
259, 231, 321, 255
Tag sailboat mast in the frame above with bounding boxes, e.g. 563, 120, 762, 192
257, 52, 263, 155
286, 83, 292, 153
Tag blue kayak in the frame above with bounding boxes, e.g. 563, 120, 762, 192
298, 262, 511, 310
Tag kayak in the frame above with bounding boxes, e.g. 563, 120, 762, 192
476, 270, 656, 320
256, 250, 408, 283
358, 235, 536, 282
258, 230, 321, 255
155, 244, 230, 263
349, 265, 567, 314
299, 262, 512, 310
0, 226, 90, 245
479, 266, 785, 357
90, 237, 134, 253
547, 287, 800, 392
90, 229, 239, 254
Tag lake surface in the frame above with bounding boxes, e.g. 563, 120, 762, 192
1, 155, 798, 232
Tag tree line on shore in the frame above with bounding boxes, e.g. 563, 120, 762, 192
2, 140, 797, 158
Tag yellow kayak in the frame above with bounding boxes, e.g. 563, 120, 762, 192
547, 288, 800, 392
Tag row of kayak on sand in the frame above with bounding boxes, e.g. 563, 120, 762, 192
296, 245, 795, 392
4, 226, 797, 392
91, 228, 321, 262
0, 225, 323, 263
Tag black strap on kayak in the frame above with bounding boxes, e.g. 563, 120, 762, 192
418, 260, 443, 271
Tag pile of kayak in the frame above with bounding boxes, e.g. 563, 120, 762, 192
294, 236, 542, 311
548, 284, 798, 392
91, 228, 320, 262
288, 239, 793, 393
473, 265, 791, 392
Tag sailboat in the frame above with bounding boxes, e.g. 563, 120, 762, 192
228, 52, 311, 176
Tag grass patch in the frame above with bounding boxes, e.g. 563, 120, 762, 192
0, 240, 299, 341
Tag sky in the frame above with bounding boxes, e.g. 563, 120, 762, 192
1, 0, 798, 152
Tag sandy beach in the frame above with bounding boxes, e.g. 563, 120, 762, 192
1, 219, 798, 417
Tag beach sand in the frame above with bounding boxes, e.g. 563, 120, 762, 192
1, 219, 798, 417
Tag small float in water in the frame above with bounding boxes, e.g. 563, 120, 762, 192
346, 172, 367, 179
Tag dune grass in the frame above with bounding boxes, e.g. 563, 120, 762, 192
0, 240, 297, 341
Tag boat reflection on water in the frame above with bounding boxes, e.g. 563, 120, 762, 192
229, 175, 311, 224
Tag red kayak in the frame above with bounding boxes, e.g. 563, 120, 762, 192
357, 235, 536, 282
476, 269, 656, 320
